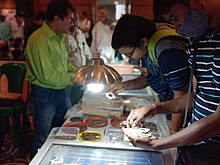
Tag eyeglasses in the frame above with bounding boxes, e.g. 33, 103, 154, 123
125, 47, 136, 58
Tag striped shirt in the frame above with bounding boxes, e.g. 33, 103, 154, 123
189, 30, 220, 143
141, 36, 190, 101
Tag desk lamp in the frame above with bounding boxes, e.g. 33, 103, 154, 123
71, 51, 122, 93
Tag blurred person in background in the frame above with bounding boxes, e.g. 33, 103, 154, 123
90, 9, 115, 64
0, 40, 13, 59
0, 15, 12, 41
24, 11, 46, 47
10, 13, 25, 40
78, 10, 92, 46
11, 37, 25, 60
64, 10, 92, 106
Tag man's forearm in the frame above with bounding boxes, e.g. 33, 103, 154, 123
125, 74, 148, 90
155, 91, 193, 114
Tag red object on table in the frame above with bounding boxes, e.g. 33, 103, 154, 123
85, 116, 108, 128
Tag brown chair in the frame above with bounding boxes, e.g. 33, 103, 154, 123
0, 62, 26, 147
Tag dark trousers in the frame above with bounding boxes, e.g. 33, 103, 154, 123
0, 116, 9, 152
176, 144, 220, 165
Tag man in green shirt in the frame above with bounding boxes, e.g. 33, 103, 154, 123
26, 0, 77, 156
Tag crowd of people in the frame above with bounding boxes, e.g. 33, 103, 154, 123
0, 14, 25, 60
0, 0, 219, 164
0, 6, 119, 64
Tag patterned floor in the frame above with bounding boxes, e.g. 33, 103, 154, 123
0, 129, 35, 165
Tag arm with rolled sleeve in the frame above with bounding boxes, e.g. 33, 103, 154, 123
158, 46, 190, 133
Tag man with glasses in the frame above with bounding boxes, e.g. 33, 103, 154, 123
64, 10, 92, 106
109, 14, 190, 135
123, 0, 220, 164
26, 0, 77, 156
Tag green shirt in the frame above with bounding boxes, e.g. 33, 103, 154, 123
26, 22, 77, 90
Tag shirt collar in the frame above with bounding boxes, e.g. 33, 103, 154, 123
42, 22, 64, 40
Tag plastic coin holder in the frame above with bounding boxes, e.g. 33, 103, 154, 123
62, 121, 88, 133
104, 128, 125, 143
52, 127, 79, 141
78, 130, 102, 142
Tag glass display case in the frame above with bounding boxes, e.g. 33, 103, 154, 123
30, 139, 164, 165
30, 113, 171, 165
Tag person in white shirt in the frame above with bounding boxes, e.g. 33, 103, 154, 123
64, 11, 92, 106
78, 11, 91, 46
90, 9, 115, 64
10, 14, 25, 40
65, 26, 92, 68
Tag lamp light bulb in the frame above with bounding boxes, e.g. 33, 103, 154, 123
87, 83, 104, 93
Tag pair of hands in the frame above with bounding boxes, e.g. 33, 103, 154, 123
122, 104, 163, 150
107, 82, 162, 149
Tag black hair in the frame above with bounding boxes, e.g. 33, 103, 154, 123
81, 11, 87, 17
0, 15, 5, 22
46, 0, 75, 22
111, 14, 156, 49
35, 11, 46, 21
0, 40, 9, 52
13, 37, 23, 48
153, 16, 168, 23
153, 0, 188, 18
16, 12, 25, 18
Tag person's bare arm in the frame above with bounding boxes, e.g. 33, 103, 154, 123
108, 73, 148, 94
125, 100, 220, 150
148, 102, 220, 150
126, 91, 193, 128
169, 87, 189, 133
155, 91, 193, 114
124, 73, 148, 90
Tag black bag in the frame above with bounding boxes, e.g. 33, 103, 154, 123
176, 143, 220, 165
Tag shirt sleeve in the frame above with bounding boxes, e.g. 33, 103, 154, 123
158, 48, 190, 91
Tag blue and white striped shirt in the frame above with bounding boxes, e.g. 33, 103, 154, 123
141, 36, 190, 101
189, 30, 220, 143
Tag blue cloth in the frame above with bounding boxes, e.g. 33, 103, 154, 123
188, 30, 220, 143
141, 36, 190, 101
29, 84, 71, 155
68, 84, 85, 106
142, 56, 174, 101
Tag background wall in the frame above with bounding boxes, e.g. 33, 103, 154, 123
33, 0, 94, 21
0, 0, 16, 10
131, 0, 153, 19
0, 0, 154, 25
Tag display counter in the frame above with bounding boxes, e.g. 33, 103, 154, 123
30, 72, 175, 165
30, 134, 165, 165
30, 114, 174, 164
